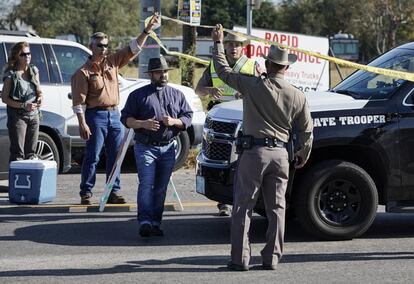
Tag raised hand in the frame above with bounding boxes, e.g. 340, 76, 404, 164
146, 12, 160, 32
212, 24, 224, 42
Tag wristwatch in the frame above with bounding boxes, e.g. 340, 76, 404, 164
215, 41, 222, 44
20, 102, 26, 109
143, 29, 150, 35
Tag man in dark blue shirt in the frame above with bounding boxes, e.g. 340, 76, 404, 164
121, 56, 193, 238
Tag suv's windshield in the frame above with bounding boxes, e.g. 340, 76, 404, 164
333, 47, 414, 100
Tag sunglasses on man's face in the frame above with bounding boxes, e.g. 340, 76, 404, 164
19, 52, 31, 57
96, 43, 108, 48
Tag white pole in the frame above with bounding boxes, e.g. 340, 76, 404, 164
246, 0, 252, 36
99, 128, 134, 212
169, 174, 184, 211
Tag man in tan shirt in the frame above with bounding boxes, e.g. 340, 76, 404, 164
71, 14, 159, 205
212, 24, 313, 271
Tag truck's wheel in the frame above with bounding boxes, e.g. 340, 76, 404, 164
36, 132, 60, 172
295, 160, 378, 240
173, 131, 190, 171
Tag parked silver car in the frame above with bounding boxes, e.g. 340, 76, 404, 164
0, 106, 71, 180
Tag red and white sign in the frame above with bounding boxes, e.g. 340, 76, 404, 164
233, 26, 330, 92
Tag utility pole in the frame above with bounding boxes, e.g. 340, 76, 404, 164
246, 0, 252, 37
246, 0, 262, 58
139, 0, 161, 79
246, 0, 253, 58
181, 25, 196, 87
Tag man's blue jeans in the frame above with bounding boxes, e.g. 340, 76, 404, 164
134, 142, 176, 226
80, 109, 124, 196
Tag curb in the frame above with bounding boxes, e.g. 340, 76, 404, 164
0, 201, 217, 214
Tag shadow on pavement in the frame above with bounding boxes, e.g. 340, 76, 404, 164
0, 214, 314, 247
1, 251, 414, 277
1, 211, 414, 248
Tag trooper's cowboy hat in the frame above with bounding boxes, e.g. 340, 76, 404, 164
145, 56, 173, 73
223, 33, 247, 44
263, 45, 297, 65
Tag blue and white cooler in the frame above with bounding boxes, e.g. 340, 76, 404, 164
9, 160, 57, 204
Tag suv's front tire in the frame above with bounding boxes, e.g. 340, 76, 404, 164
174, 131, 190, 171
295, 160, 378, 240
36, 132, 60, 172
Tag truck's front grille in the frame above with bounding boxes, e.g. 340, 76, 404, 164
205, 117, 238, 134
203, 140, 232, 161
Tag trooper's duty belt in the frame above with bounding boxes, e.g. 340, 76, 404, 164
235, 135, 286, 150
253, 137, 286, 148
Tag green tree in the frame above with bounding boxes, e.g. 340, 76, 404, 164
160, 0, 182, 37
198, 0, 245, 36
11, 0, 140, 46
253, 1, 281, 30
275, 0, 359, 36
0, 0, 18, 30
351, 0, 414, 60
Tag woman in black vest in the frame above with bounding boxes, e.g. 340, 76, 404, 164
1, 41, 42, 161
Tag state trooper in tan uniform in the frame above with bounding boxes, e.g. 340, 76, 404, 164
211, 24, 313, 271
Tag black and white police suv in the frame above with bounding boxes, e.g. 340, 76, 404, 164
196, 41, 414, 240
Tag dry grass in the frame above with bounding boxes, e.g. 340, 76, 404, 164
330, 65, 358, 88
183, 148, 199, 169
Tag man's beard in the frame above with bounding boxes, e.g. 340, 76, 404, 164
153, 78, 168, 87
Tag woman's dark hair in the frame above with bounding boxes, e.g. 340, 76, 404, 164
6, 41, 30, 71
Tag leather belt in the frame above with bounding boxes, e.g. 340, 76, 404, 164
136, 136, 174, 146
253, 137, 286, 148
89, 105, 117, 110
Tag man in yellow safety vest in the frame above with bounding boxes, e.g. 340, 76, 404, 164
196, 32, 262, 216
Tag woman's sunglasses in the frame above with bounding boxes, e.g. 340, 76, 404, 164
96, 43, 108, 48
19, 52, 31, 57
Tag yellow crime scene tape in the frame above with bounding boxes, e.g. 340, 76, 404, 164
145, 16, 209, 66
146, 15, 414, 82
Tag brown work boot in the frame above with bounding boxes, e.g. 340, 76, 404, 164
107, 192, 126, 204
80, 192, 92, 205
218, 204, 232, 216
151, 225, 164, 236
139, 224, 152, 238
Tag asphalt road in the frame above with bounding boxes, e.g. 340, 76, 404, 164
1, 169, 414, 283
